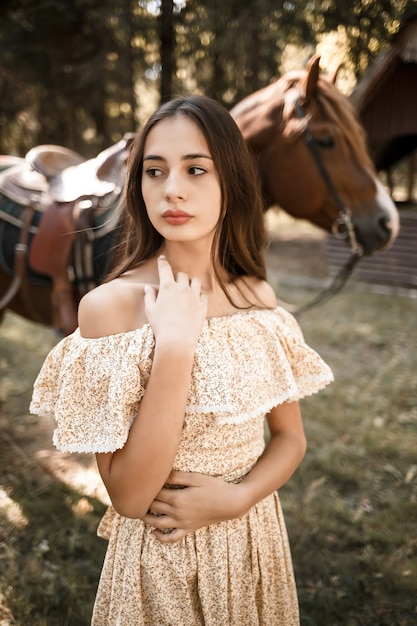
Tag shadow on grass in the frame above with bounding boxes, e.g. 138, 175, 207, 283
279, 289, 417, 626
287, 477, 417, 626
0, 434, 107, 626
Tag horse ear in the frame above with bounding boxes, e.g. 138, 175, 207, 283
328, 64, 342, 85
300, 55, 321, 100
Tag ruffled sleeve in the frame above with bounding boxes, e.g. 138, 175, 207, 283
265, 306, 334, 400
30, 327, 155, 453
187, 307, 334, 425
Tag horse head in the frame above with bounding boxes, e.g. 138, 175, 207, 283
231, 55, 399, 255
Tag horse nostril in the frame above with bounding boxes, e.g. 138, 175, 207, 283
377, 213, 391, 236
367, 211, 395, 252
353, 210, 397, 255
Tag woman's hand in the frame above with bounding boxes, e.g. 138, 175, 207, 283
142, 402, 307, 541
95, 256, 209, 520
144, 255, 207, 351
142, 470, 249, 543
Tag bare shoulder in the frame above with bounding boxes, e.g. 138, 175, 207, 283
78, 276, 147, 338
239, 277, 277, 309
254, 279, 277, 308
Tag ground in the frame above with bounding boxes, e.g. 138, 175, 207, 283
1, 209, 416, 625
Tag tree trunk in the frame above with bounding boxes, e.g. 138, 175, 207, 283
159, 0, 175, 103
124, 0, 137, 130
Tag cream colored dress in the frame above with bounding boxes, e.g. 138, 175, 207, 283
30, 307, 333, 626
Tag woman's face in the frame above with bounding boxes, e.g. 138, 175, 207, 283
141, 115, 222, 246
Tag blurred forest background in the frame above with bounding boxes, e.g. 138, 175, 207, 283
0, 0, 412, 158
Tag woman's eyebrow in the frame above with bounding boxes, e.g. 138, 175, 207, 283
143, 153, 213, 161
143, 154, 164, 162
183, 153, 213, 161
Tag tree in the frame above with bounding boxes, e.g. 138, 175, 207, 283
159, 0, 176, 102
0, 0, 409, 154
0, 0, 151, 154
277, 0, 408, 78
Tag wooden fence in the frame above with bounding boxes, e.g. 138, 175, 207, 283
326, 207, 417, 289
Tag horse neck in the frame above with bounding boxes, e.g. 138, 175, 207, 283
231, 80, 287, 152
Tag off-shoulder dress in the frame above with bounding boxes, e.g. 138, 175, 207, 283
30, 307, 333, 626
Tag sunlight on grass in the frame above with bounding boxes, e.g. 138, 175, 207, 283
0, 488, 28, 528
278, 288, 417, 624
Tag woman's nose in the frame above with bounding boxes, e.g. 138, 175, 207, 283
164, 171, 186, 201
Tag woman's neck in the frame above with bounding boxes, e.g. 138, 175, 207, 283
159, 241, 227, 294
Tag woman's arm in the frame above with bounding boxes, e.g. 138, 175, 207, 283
238, 400, 307, 504
91, 257, 207, 519
142, 400, 307, 542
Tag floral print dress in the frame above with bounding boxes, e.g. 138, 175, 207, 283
30, 307, 333, 625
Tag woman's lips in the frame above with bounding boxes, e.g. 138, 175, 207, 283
162, 210, 193, 225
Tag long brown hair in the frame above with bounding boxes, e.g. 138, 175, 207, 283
108, 95, 267, 297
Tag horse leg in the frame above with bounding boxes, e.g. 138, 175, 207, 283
0, 268, 55, 328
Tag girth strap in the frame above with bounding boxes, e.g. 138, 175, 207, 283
0, 203, 35, 311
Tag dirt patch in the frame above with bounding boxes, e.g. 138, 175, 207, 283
0, 407, 108, 505
265, 211, 329, 280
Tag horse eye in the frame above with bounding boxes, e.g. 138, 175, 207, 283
316, 136, 335, 149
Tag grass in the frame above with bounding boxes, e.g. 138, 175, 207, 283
279, 288, 417, 625
0, 278, 416, 625
0, 315, 107, 626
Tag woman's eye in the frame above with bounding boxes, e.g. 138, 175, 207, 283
146, 167, 162, 177
189, 166, 206, 176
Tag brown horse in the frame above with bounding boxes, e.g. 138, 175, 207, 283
231, 55, 399, 255
0, 57, 399, 334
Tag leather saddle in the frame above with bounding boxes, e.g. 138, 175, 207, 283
0, 133, 136, 205
0, 133, 135, 334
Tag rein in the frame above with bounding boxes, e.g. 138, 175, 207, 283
290, 98, 364, 315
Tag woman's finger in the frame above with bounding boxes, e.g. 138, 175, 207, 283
152, 528, 187, 544
166, 470, 204, 487
190, 276, 202, 294
157, 255, 174, 286
176, 271, 190, 286
143, 512, 177, 529
145, 499, 173, 516
143, 284, 156, 308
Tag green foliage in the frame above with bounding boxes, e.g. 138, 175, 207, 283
0, 1, 411, 157
0, 471, 106, 625
0, 0, 153, 154
318, 0, 409, 77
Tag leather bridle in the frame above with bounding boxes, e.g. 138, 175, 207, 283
294, 98, 363, 256
290, 98, 364, 314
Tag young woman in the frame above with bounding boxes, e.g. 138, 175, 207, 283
31, 95, 333, 625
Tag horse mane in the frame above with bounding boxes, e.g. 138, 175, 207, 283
281, 72, 375, 171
